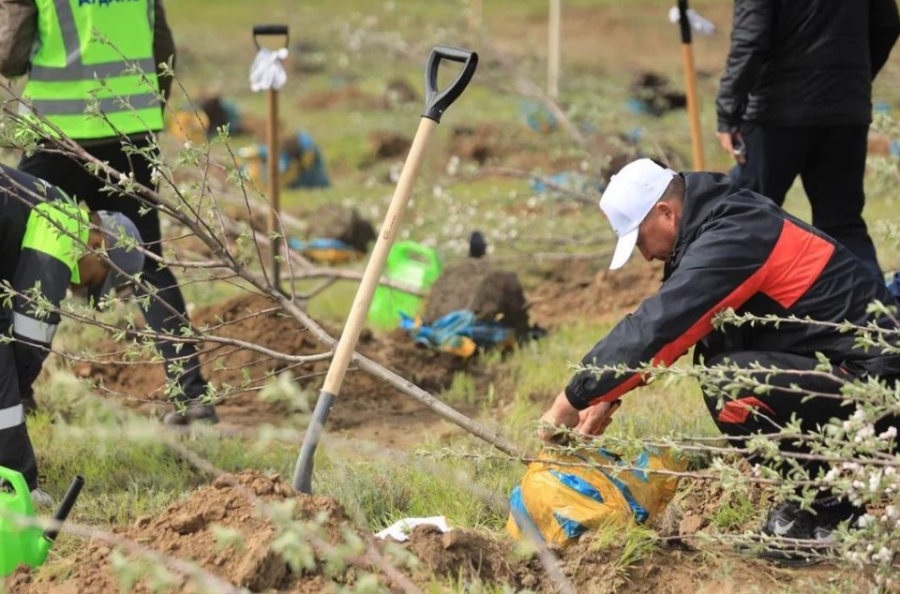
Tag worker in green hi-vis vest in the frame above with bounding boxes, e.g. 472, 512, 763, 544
0, 164, 144, 505
0, 0, 218, 425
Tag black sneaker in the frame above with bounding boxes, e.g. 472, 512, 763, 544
810, 505, 864, 544
163, 403, 219, 427
753, 502, 861, 566
750, 502, 820, 566
763, 501, 814, 539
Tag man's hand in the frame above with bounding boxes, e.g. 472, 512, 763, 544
538, 391, 580, 444
575, 399, 621, 436
717, 131, 746, 164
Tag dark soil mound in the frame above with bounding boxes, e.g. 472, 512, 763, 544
305, 205, 375, 252
424, 260, 531, 338
525, 259, 663, 326
369, 130, 412, 160
10, 472, 355, 594
383, 77, 418, 107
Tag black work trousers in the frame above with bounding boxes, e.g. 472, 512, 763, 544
739, 124, 882, 278
0, 337, 38, 489
702, 351, 899, 498
19, 140, 208, 403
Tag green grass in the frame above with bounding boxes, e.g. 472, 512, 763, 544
709, 489, 757, 532
316, 450, 518, 532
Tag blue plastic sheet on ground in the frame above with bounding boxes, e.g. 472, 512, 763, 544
287, 237, 355, 252
520, 100, 558, 133
530, 171, 605, 196
399, 309, 513, 357
238, 131, 330, 189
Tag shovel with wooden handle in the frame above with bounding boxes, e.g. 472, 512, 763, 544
293, 46, 479, 494
677, 0, 705, 171
252, 24, 290, 291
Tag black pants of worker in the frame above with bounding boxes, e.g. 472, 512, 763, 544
739, 124, 882, 278
0, 335, 38, 488
19, 140, 208, 403
702, 351, 899, 504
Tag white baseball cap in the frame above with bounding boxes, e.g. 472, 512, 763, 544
599, 158, 676, 270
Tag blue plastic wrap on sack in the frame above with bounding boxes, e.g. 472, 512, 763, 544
399, 310, 514, 357
520, 100, 558, 133
507, 449, 685, 547
287, 237, 360, 264
287, 238, 355, 252
220, 99, 242, 134
238, 131, 330, 189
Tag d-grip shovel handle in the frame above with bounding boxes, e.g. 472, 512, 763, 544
677, 0, 692, 44
253, 24, 290, 49
43, 475, 84, 543
423, 46, 479, 123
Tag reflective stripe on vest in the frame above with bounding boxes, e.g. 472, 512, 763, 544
30, 58, 157, 82
0, 405, 25, 431
22, 0, 164, 140
12, 312, 58, 345
26, 92, 160, 116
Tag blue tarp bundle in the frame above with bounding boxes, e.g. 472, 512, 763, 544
239, 131, 330, 189
399, 309, 514, 358
287, 237, 359, 264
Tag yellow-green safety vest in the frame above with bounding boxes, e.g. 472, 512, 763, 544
21, 0, 164, 140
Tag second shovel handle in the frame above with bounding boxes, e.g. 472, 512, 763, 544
422, 46, 478, 123
253, 24, 289, 49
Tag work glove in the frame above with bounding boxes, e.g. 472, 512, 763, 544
249, 48, 289, 92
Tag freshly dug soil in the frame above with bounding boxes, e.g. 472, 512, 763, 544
424, 260, 531, 338
5, 470, 863, 594
304, 205, 375, 252
382, 77, 418, 107
449, 123, 504, 165
79, 294, 475, 438
8, 472, 355, 594
525, 258, 664, 327
368, 130, 412, 160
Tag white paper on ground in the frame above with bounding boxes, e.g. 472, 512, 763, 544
374, 516, 451, 542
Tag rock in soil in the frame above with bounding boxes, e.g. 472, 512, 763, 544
305, 204, 375, 252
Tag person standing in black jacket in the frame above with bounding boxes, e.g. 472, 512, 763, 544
540, 159, 900, 561
716, 0, 900, 278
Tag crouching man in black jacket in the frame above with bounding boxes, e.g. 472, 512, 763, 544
540, 159, 900, 561
716, 0, 900, 278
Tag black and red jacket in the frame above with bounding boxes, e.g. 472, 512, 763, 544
565, 172, 900, 409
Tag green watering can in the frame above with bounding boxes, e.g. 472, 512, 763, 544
368, 241, 442, 331
0, 466, 84, 577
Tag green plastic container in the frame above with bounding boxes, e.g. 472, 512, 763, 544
0, 466, 84, 577
0, 466, 50, 577
368, 241, 442, 331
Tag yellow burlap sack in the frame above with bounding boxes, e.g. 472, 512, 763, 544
166, 110, 210, 144
507, 447, 685, 546
303, 248, 362, 265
